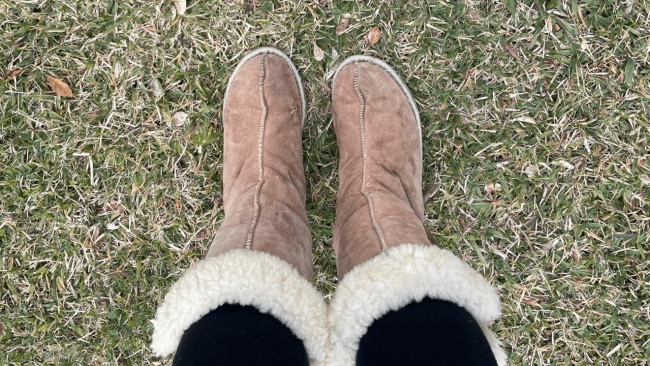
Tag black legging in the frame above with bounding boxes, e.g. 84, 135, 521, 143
173, 299, 497, 365
357, 298, 498, 366
173, 304, 309, 366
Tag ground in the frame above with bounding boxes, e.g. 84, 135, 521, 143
1, 0, 649, 365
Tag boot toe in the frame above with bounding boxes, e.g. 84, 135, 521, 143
332, 56, 421, 135
224, 47, 306, 127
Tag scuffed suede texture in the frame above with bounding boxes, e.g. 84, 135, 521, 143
328, 244, 507, 366
151, 249, 328, 365
331, 57, 430, 278
329, 56, 505, 366
151, 48, 329, 364
207, 48, 313, 279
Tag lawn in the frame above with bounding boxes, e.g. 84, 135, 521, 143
1, 0, 649, 365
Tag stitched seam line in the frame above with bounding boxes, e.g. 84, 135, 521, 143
245, 54, 268, 249
353, 62, 388, 251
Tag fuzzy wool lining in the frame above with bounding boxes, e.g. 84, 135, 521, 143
151, 249, 329, 365
327, 243, 507, 366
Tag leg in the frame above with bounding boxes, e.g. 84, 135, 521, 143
357, 299, 497, 366
328, 56, 506, 365
151, 48, 327, 365
174, 304, 308, 366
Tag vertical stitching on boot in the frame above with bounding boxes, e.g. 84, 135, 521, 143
245, 54, 268, 249
353, 62, 388, 251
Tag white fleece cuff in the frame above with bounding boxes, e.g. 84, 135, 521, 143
328, 243, 507, 366
151, 249, 329, 365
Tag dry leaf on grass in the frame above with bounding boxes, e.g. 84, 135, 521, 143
484, 183, 503, 194
152, 79, 164, 100
172, 111, 189, 126
504, 42, 520, 61
48, 76, 73, 97
175, 0, 186, 16
544, 17, 554, 33
577, 6, 588, 27
524, 164, 540, 177
364, 26, 381, 46
624, 0, 634, 15
552, 160, 575, 170
4, 68, 24, 80
313, 42, 325, 61
336, 18, 350, 35
641, 175, 650, 186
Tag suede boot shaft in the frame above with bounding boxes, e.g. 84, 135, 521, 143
152, 49, 329, 365
332, 59, 431, 278
206, 50, 313, 279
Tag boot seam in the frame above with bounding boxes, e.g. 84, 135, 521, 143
353, 62, 388, 252
245, 54, 268, 249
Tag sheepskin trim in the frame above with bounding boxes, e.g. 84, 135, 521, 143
151, 249, 329, 365
328, 243, 506, 366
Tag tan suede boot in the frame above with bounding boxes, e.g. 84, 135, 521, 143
328, 56, 506, 366
204, 47, 313, 279
331, 57, 431, 278
152, 48, 327, 365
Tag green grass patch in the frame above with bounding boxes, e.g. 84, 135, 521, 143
1, 0, 649, 364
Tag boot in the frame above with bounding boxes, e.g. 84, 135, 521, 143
151, 47, 328, 365
328, 56, 506, 365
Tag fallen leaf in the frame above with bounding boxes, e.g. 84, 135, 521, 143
504, 42, 520, 61
175, 0, 186, 16
172, 111, 189, 126
152, 79, 164, 100
113, 61, 123, 80
313, 42, 325, 61
552, 160, 575, 170
5, 68, 23, 80
522, 297, 540, 306
624, 0, 634, 15
544, 17, 554, 33
524, 164, 539, 177
336, 18, 350, 35
48, 76, 73, 97
484, 183, 502, 194
364, 26, 381, 46
514, 116, 536, 124
577, 6, 587, 27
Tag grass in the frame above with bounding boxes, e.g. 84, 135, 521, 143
1, 0, 649, 364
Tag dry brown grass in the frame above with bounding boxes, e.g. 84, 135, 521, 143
1, 0, 649, 364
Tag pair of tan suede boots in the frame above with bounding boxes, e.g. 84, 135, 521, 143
151, 47, 506, 366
